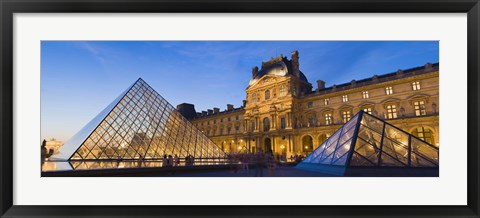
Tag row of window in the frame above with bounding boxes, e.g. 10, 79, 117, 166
251, 84, 288, 103
202, 100, 427, 135
201, 115, 240, 126
205, 125, 241, 136
307, 81, 422, 107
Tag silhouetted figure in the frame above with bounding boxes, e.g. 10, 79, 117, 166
162, 154, 168, 167
41, 139, 47, 164
173, 154, 180, 167
167, 155, 174, 167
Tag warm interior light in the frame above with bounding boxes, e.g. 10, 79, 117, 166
280, 145, 285, 149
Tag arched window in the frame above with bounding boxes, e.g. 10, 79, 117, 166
280, 85, 286, 97
302, 135, 314, 152
263, 118, 270, 132
412, 127, 435, 145
318, 134, 328, 145
265, 90, 270, 100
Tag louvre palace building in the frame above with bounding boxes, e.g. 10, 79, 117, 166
178, 51, 439, 157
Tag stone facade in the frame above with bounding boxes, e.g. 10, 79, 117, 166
185, 51, 439, 157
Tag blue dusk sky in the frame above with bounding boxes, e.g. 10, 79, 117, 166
41, 41, 439, 142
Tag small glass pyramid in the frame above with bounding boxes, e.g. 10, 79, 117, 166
51, 78, 225, 163
296, 111, 439, 175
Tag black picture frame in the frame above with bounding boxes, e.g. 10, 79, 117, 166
1, 0, 479, 217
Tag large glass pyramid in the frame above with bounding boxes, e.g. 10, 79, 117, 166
296, 111, 439, 176
51, 78, 225, 163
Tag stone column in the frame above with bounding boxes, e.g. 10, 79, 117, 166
272, 136, 276, 153
271, 114, 276, 130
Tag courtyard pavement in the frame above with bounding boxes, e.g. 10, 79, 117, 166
164, 166, 333, 177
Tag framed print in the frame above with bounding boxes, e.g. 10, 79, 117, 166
1, 0, 479, 217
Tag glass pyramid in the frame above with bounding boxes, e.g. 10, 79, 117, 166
51, 78, 225, 163
296, 111, 439, 175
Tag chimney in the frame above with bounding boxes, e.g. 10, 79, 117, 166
252, 66, 258, 77
242, 100, 247, 107
291, 51, 300, 78
372, 74, 379, 81
396, 69, 404, 76
316, 80, 325, 91
351, 80, 356, 86
213, 107, 220, 114
207, 109, 213, 115
201, 111, 207, 116
227, 104, 234, 111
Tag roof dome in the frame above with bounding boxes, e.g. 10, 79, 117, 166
248, 55, 308, 86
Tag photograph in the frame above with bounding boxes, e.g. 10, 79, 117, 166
40, 41, 439, 177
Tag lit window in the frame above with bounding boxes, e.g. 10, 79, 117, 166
342, 111, 351, 123
342, 95, 348, 102
307, 101, 313, 108
385, 87, 393, 95
324, 98, 330, 105
414, 100, 426, 116
265, 90, 270, 100
280, 117, 286, 129
325, 113, 333, 125
263, 118, 270, 132
362, 91, 369, 99
280, 85, 286, 97
363, 107, 373, 114
252, 93, 257, 103
386, 104, 398, 119
412, 81, 421, 90
412, 127, 434, 145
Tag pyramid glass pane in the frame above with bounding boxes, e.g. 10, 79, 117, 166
296, 111, 439, 176
51, 78, 226, 167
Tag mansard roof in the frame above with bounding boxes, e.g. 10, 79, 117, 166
303, 63, 439, 98
249, 55, 308, 86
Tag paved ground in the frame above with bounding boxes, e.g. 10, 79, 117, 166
165, 166, 333, 177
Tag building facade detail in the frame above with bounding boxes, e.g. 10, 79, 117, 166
186, 51, 439, 157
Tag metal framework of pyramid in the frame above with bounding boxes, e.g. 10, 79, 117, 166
296, 111, 439, 176
51, 78, 225, 163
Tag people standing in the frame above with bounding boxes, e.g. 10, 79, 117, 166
174, 154, 180, 167
267, 152, 276, 176
185, 155, 190, 166
241, 154, 249, 173
162, 154, 168, 167
254, 152, 264, 177
167, 155, 174, 167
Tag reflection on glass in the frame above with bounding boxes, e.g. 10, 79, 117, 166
52, 78, 226, 167
297, 111, 439, 171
